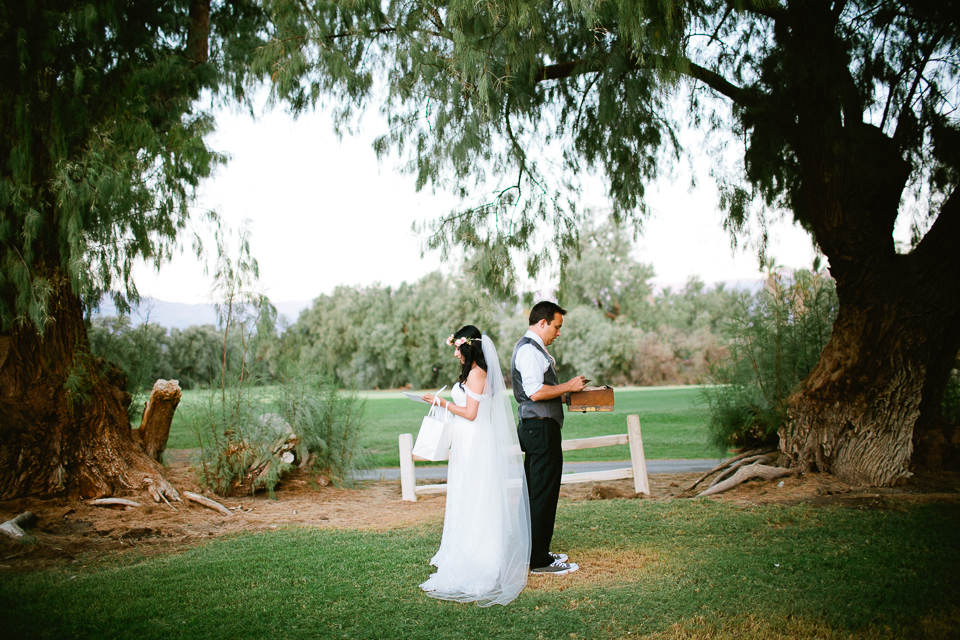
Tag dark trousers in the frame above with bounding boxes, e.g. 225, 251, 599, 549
518, 417, 563, 569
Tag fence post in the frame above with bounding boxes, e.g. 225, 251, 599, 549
627, 415, 650, 495
399, 433, 417, 502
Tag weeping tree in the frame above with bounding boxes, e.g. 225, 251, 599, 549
259, 0, 960, 485
0, 1, 265, 499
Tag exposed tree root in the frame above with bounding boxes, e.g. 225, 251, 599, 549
707, 453, 775, 488
0, 511, 38, 539
683, 447, 777, 494
143, 474, 182, 504
89, 498, 141, 508
184, 491, 232, 517
696, 464, 797, 497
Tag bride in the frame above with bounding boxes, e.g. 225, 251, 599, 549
419, 325, 531, 606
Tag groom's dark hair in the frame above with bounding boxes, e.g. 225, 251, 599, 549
528, 301, 567, 326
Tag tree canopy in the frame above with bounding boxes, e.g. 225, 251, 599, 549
259, 0, 960, 484
0, 0, 265, 329
258, 0, 958, 279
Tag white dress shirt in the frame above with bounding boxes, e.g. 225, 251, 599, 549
515, 330, 554, 398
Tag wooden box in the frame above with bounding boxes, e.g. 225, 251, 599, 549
564, 386, 614, 412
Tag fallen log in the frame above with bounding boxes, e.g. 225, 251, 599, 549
137, 379, 182, 462
684, 447, 777, 493
184, 491, 232, 517
89, 498, 141, 508
0, 511, 38, 540
696, 464, 796, 497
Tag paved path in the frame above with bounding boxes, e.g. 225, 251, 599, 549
354, 459, 723, 482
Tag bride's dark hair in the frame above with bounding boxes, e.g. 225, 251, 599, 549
453, 325, 487, 385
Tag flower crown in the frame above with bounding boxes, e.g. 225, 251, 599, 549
446, 334, 481, 348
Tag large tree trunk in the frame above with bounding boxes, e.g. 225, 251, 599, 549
0, 277, 179, 501
781, 269, 960, 485
774, 4, 960, 486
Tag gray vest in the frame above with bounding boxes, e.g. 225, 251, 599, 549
511, 336, 565, 426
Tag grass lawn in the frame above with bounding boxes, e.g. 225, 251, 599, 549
166, 386, 722, 468
2, 498, 956, 639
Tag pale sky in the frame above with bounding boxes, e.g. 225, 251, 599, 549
132, 100, 822, 305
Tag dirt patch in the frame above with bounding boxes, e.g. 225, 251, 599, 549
1, 464, 956, 573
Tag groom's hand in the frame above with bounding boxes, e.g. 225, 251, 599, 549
566, 375, 587, 393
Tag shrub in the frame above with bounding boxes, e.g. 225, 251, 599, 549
274, 371, 368, 486
702, 267, 839, 450
187, 384, 292, 497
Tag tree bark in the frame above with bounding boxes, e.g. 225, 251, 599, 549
137, 379, 182, 462
187, 0, 211, 64
775, 5, 960, 486
0, 277, 180, 501
779, 136, 960, 485
781, 285, 960, 485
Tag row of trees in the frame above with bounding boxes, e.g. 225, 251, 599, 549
88, 318, 244, 393
91, 219, 744, 392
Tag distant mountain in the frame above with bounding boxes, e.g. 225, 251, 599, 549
649, 278, 764, 294
92, 297, 313, 330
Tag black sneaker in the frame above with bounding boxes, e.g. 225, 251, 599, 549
549, 552, 569, 563
530, 559, 579, 575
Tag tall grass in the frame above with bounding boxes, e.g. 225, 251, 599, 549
273, 372, 369, 486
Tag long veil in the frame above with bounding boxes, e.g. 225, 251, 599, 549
479, 334, 531, 605
420, 334, 531, 606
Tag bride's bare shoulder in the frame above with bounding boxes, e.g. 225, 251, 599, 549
466, 366, 487, 394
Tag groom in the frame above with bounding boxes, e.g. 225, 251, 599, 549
511, 301, 586, 575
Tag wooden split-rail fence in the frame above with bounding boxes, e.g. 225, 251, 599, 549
398, 414, 649, 502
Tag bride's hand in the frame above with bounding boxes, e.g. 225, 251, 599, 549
420, 393, 436, 404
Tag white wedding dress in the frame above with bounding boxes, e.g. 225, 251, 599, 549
420, 336, 530, 606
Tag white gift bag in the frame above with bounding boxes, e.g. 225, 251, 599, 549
413, 392, 454, 461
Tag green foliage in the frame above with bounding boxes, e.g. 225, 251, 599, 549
185, 223, 368, 495
256, 0, 687, 291
551, 306, 642, 383
186, 373, 369, 495
274, 371, 368, 485
185, 385, 281, 496
0, 1, 267, 331
186, 224, 289, 496
87, 316, 176, 392
703, 267, 839, 449
283, 216, 738, 391
559, 215, 656, 324
285, 271, 506, 389
167, 324, 232, 389
87, 317, 247, 391
257, 0, 960, 291
552, 216, 736, 386
0, 500, 956, 638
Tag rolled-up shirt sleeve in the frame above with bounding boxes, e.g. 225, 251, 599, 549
515, 343, 548, 398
